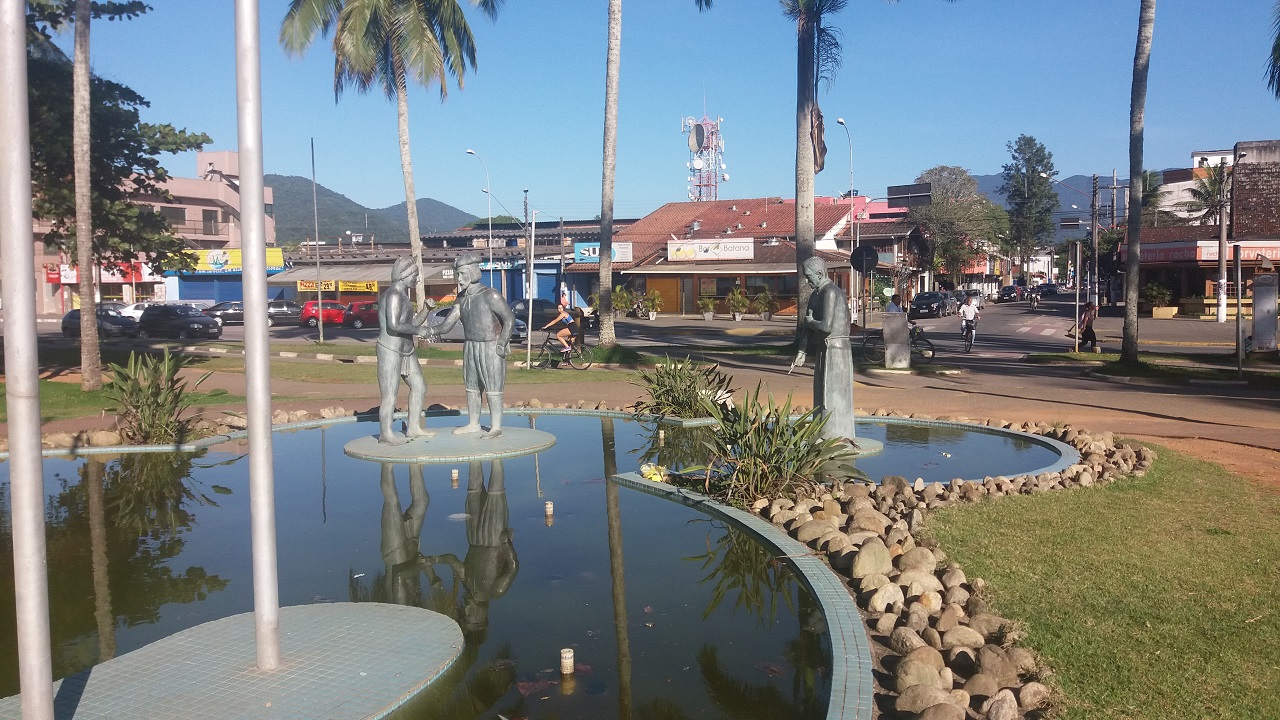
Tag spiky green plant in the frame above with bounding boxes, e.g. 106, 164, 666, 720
632, 356, 734, 419
104, 348, 210, 444
693, 383, 864, 506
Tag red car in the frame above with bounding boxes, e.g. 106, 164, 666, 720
299, 300, 347, 327
343, 301, 379, 329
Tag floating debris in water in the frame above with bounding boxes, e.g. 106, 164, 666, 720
940, 452, 952, 458
643, 605, 654, 614
516, 679, 552, 697
755, 662, 785, 677
351, 573, 365, 579
490, 658, 516, 670
644, 622, 654, 628
447, 513, 470, 521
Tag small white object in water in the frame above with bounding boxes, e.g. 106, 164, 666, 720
352, 573, 365, 579
940, 452, 952, 458
561, 648, 575, 675
448, 513, 470, 521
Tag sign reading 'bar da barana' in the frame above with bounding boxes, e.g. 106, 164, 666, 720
297, 280, 379, 293
666, 239, 754, 262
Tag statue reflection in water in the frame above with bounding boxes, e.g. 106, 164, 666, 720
426, 459, 519, 638
378, 461, 431, 606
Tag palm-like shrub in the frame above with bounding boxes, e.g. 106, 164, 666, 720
693, 384, 864, 507
632, 356, 733, 419
697, 296, 716, 314
105, 348, 211, 444
725, 287, 750, 315
1141, 282, 1172, 307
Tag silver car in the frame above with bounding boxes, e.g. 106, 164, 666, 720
425, 306, 527, 342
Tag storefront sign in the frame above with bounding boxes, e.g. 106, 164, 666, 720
188, 248, 286, 274
573, 242, 633, 264
339, 280, 378, 293
49, 261, 164, 284
1120, 241, 1280, 264
480, 260, 517, 270
666, 240, 754, 262
297, 280, 336, 292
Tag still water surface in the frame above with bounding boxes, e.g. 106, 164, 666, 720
0, 416, 831, 719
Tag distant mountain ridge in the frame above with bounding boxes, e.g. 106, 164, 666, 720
266, 174, 477, 246
973, 172, 1132, 242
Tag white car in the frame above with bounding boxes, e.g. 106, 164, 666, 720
118, 301, 160, 320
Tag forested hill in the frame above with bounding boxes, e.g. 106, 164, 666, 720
266, 174, 476, 246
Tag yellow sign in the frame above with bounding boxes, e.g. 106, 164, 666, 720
296, 280, 379, 293
297, 280, 336, 292
190, 248, 286, 274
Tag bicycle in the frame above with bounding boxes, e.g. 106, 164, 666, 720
859, 326, 934, 364
532, 331, 593, 370
962, 319, 977, 353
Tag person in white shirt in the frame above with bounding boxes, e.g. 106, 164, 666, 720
958, 296, 980, 338
885, 294, 905, 314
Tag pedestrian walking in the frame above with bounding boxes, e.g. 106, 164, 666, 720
1079, 301, 1098, 352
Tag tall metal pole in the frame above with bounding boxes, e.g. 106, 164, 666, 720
311, 138, 324, 343
1074, 242, 1081, 354
2, 0, 55, 713
1217, 159, 1229, 323
836, 117, 852, 199
465, 149, 493, 289
235, 0, 281, 670
526, 210, 537, 368
1090, 174, 1099, 306
1234, 244, 1243, 377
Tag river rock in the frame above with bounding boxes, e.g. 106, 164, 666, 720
44, 432, 76, 448
969, 613, 1008, 640
941, 566, 967, 589
963, 672, 1000, 701
897, 546, 937, 573
942, 626, 985, 650
1019, 681, 1050, 710
917, 702, 965, 720
859, 573, 890, 594
944, 585, 971, 606
851, 538, 892, 578
869, 583, 905, 614
794, 519, 836, 543
88, 429, 122, 446
903, 645, 945, 671
874, 611, 899, 635
936, 604, 964, 633
978, 645, 1020, 687
1007, 647, 1037, 675
889, 626, 927, 655
983, 688, 1019, 720
897, 569, 944, 594
895, 685, 959, 715
895, 659, 945, 693
915, 590, 944, 615
922, 627, 943, 650
947, 646, 977, 675
905, 604, 930, 633
850, 507, 891, 534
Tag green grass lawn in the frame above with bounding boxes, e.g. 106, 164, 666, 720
926, 446, 1280, 720
0, 379, 240, 424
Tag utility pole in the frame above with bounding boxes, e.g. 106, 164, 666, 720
1111, 168, 1118, 228
1091, 174, 1099, 306
558, 216, 566, 305
1217, 158, 1229, 323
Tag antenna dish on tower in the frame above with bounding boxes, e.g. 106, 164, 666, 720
681, 114, 728, 202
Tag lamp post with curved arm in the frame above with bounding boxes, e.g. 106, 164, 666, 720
465, 149, 494, 288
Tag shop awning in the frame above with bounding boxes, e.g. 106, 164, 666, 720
267, 262, 455, 286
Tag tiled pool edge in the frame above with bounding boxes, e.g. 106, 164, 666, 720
613, 470, 874, 720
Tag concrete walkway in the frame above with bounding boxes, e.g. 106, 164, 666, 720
0, 604, 462, 720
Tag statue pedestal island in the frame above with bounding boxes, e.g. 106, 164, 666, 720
343, 424, 556, 464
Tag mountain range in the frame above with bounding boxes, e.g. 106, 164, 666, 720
266, 174, 477, 246
973, 172, 1132, 243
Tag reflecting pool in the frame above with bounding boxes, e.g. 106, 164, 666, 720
0, 415, 832, 719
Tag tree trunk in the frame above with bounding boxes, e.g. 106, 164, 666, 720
1122, 0, 1156, 364
86, 458, 115, 660
74, 0, 101, 390
793, 11, 817, 336
597, 0, 622, 348
393, 50, 427, 306
601, 417, 631, 720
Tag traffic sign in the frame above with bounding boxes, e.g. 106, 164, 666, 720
850, 245, 878, 275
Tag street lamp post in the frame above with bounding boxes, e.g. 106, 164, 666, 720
464, 149, 494, 288
835, 118, 853, 200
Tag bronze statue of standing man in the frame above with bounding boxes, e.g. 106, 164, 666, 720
377, 257, 434, 444
791, 256, 856, 442
434, 253, 516, 439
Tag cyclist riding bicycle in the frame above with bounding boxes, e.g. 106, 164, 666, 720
1029, 290, 1040, 310
958, 296, 980, 339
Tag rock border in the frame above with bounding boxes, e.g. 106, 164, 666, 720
755, 412, 1154, 720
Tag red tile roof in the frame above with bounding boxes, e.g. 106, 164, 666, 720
617, 198, 851, 245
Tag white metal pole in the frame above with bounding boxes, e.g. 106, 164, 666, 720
1, 0, 55, 714
526, 211, 537, 367
1217, 160, 1229, 323
234, 0, 281, 671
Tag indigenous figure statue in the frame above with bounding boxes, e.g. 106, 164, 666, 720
791, 256, 856, 441
433, 253, 516, 439
378, 462, 430, 606
376, 257, 434, 444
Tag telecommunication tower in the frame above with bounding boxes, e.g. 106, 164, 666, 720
682, 115, 727, 202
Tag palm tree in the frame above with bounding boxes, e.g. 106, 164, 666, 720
1122, 0, 1156, 365
281, 0, 501, 305
73, 0, 101, 390
1138, 169, 1173, 227
1268, 1, 1280, 98
596, 0, 713, 348
783, 0, 846, 328
1178, 163, 1226, 225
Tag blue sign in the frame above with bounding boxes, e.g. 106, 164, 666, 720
573, 242, 633, 264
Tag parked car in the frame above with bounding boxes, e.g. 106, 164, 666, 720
171, 300, 212, 312
343, 301, 379, 329
203, 301, 244, 326
1037, 283, 1059, 296
99, 301, 127, 314
138, 304, 222, 340
300, 300, 347, 327
425, 306, 527, 342
509, 298, 598, 332
950, 290, 967, 308
997, 286, 1020, 303
267, 300, 303, 325
60, 307, 139, 339
963, 288, 986, 309
909, 291, 956, 318
119, 301, 160, 320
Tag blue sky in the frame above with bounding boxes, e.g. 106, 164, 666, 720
56, 0, 1277, 227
